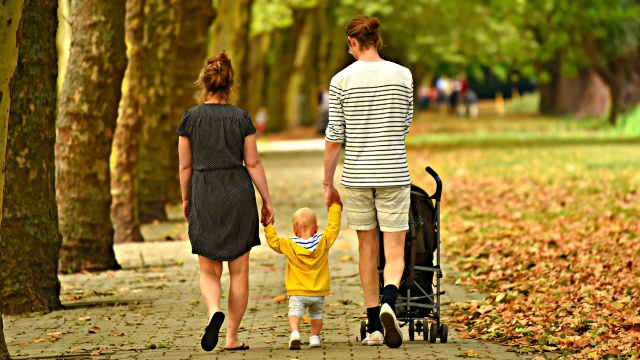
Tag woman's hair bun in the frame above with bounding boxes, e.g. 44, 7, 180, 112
217, 50, 231, 64
366, 18, 381, 30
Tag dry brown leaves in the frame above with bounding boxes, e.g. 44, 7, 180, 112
443, 175, 640, 358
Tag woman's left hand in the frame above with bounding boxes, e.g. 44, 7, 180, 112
261, 202, 274, 226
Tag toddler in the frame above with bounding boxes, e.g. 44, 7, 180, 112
264, 203, 342, 349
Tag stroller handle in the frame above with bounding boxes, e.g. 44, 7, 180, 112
425, 166, 442, 201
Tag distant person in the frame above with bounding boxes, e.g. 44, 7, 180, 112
466, 89, 479, 118
317, 85, 330, 134
428, 85, 439, 108
323, 15, 413, 349
418, 85, 429, 109
255, 106, 267, 136
457, 74, 470, 116
264, 203, 342, 349
435, 77, 447, 105
449, 79, 461, 115
177, 50, 275, 352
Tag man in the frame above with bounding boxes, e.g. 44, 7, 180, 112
323, 16, 413, 349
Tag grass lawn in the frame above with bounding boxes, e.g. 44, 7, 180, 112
405, 110, 640, 359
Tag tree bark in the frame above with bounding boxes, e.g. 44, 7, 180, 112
535, 58, 561, 115
536, 58, 609, 118
0, 306, 8, 360
0, 0, 24, 357
164, 0, 215, 204
557, 70, 609, 118
245, 34, 270, 120
208, 0, 252, 110
56, 0, 126, 272
324, 0, 351, 89
582, 36, 640, 125
111, 0, 145, 244
287, 7, 319, 127
137, 0, 179, 223
596, 53, 640, 126
265, 13, 304, 132
1, 0, 62, 315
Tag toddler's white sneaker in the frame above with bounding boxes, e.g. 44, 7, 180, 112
289, 330, 301, 350
309, 335, 321, 348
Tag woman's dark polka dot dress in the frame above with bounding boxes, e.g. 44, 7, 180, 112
176, 104, 260, 261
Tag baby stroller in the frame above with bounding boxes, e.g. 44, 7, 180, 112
360, 167, 448, 343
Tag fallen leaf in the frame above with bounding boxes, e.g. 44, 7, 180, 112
48, 332, 62, 341
77, 316, 91, 321
91, 350, 101, 356
88, 326, 101, 333
112, 331, 123, 337
69, 348, 82, 353
33, 338, 48, 343
273, 295, 287, 304
302, 316, 311, 323
607, 347, 621, 355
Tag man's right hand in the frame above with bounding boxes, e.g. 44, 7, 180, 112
324, 185, 342, 210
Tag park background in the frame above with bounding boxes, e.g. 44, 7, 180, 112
1, 0, 639, 359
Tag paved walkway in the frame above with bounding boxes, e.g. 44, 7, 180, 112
4, 144, 544, 360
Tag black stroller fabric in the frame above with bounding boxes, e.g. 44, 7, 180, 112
398, 184, 437, 318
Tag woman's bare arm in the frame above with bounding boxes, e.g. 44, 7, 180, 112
178, 136, 193, 221
243, 134, 274, 226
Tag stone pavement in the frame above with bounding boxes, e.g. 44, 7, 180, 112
4, 145, 547, 360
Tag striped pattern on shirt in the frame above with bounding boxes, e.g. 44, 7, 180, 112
291, 233, 323, 251
325, 60, 413, 188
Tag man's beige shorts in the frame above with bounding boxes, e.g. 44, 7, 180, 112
344, 185, 410, 232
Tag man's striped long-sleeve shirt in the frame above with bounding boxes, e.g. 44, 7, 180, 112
326, 60, 413, 188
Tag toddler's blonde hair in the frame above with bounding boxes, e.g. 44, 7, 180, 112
292, 208, 317, 233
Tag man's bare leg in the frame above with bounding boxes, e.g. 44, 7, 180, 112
382, 231, 405, 289
357, 228, 380, 308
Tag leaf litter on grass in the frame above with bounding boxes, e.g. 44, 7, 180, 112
407, 142, 640, 359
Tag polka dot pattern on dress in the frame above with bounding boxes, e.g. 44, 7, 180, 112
177, 104, 260, 261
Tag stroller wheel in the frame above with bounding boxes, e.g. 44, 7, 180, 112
429, 323, 437, 343
409, 320, 415, 341
440, 324, 448, 343
422, 318, 429, 341
360, 320, 367, 342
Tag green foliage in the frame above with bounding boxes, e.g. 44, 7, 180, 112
250, 0, 318, 36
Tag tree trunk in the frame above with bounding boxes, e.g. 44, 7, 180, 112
137, 0, 179, 223
600, 54, 640, 126
164, 0, 215, 204
536, 58, 561, 115
111, 0, 145, 244
287, 7, 319, 127
56, 0, 126, 272
1, 0, 62, 315
265, 14, 304, 131
551, 70, 608, 118
537, 58, 609, 118
208, 0, 252, 110
56, 0, 71, 93
1, 0, 24, 357
245, 34, 270, 120
582, 37, 640, 126
0, 306, 8, 360
324, 0, 351, 88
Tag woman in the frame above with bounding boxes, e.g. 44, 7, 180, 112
323, 16, 413, 349
177, 50, 274, 351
